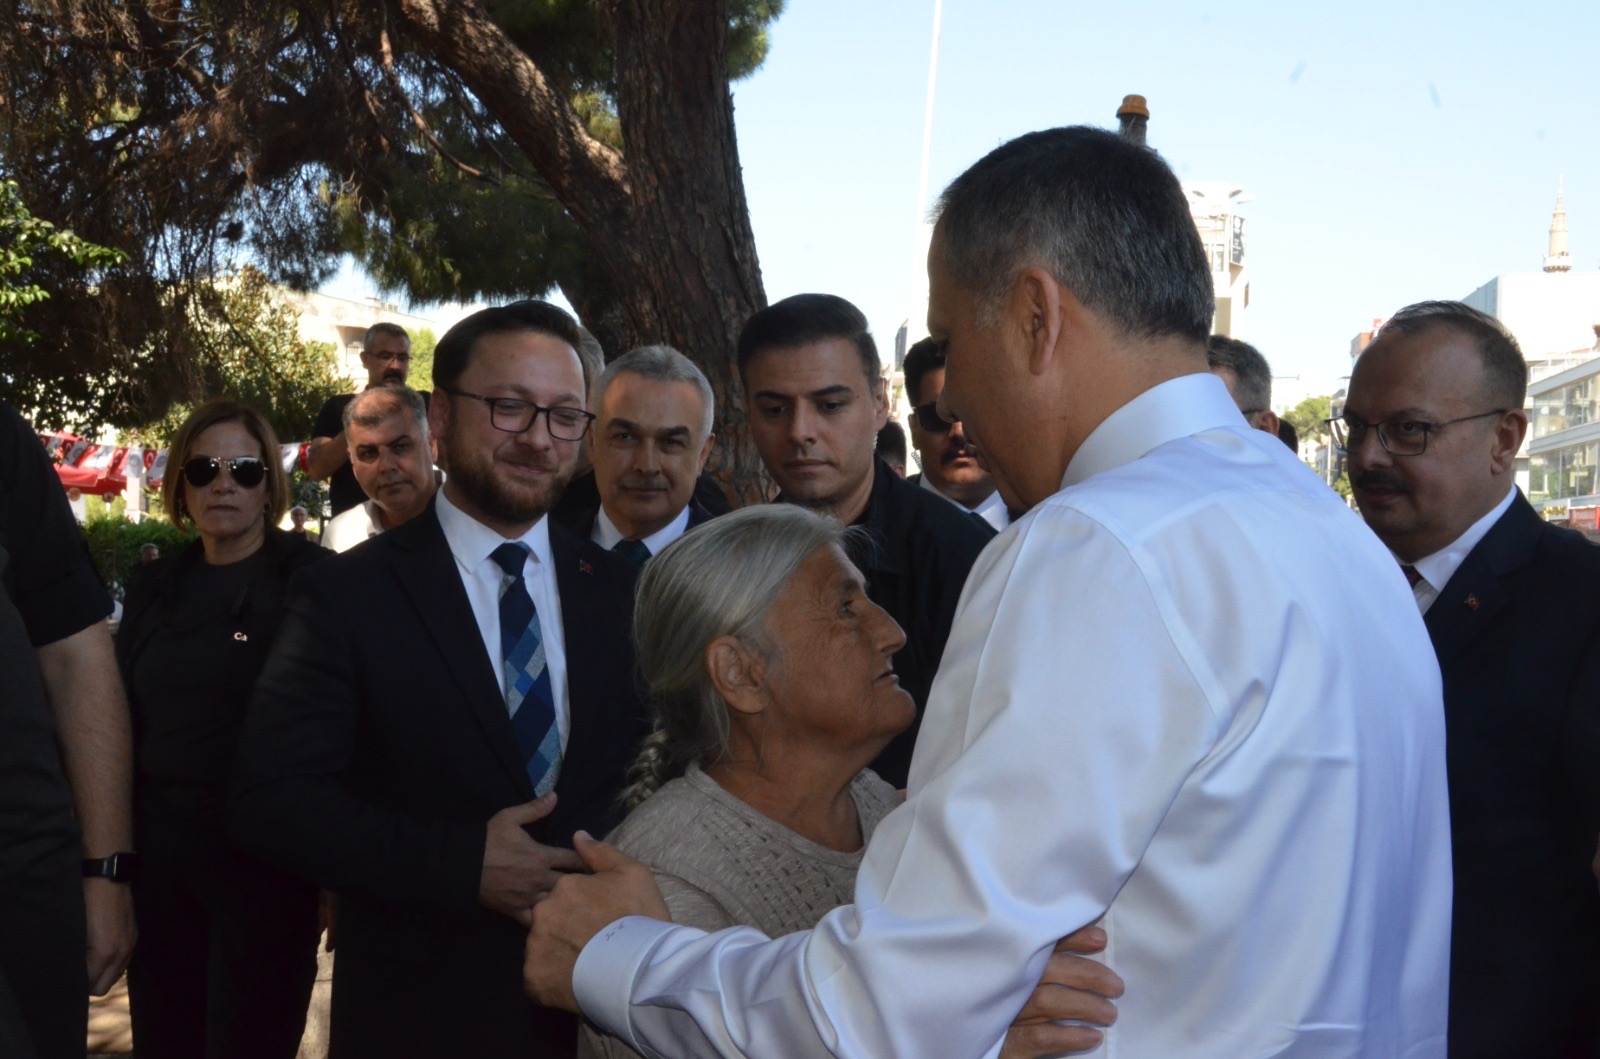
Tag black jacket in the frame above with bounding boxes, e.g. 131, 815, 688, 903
118, 529, 329, 813
1426, 494, 1600, 1057
841, 460, 995, 787
229, 500, 649, 1057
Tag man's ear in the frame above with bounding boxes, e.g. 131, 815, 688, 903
1011, 266, 1067, 378
705, 636, 767, 718
1490, 410, 1528, 475
871, 375, 890, 431
1256, 409, 1282, 438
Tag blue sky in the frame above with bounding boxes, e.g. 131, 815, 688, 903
330, 0, 1600, 405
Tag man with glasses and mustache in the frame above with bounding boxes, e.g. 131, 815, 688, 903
1340, 300, 1600, 1057
231, 302, 650, 1058
308, 322, 419, 517
903, 335, 1011, 531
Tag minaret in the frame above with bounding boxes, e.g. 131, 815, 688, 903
1116, 95, 1149, 147
1544, 176, 1572, 273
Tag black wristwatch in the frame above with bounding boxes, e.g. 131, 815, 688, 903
82, 852, 141, 883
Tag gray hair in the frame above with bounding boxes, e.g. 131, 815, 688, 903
363, 321, 410, 350
595, 344, 715, 438
621, 506, 850, 809
1205, 335, 1273, 412
343, 384, 431, 445
932, 126, 1213, 340
1376, 301, 1527, 408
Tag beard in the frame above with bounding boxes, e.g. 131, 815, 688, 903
444, 432, 571, 526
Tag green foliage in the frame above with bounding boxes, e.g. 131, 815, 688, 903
1285, 394, 1334, 441
0, 179, 125, 343
81, 513, 194, 600
290, 470, 329, 521
137, 266, 344, 447
409, 327, 438, 393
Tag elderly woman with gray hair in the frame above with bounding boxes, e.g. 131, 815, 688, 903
578, 505, 1122, 1059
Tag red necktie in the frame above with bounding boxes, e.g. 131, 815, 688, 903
1401, 564, 1422, 588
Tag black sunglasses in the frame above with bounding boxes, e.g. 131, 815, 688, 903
182, 456, 267, 489
913, 402, 953, 434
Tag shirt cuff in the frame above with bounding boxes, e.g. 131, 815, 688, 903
574, 915, 690, 1049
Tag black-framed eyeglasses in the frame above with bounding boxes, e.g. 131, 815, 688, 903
913, 402, 953, 434
1327, 409, 1506, 457
182, 456, 267, 489
448, 390, 596, 440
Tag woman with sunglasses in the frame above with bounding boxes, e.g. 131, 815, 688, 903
117, 399, 328, 1059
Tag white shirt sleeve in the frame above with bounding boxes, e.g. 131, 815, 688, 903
575, 508, 1220, 1057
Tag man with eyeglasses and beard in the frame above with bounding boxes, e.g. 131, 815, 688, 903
903, 336, 1011, 531
1340, 300, 1600, 1057
231, 302, 650, 1058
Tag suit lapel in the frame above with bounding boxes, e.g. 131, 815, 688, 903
686, 498, 715, 530
549, 523, 610, 788
387, 508, 532, 795
1425, 496, 1540, 659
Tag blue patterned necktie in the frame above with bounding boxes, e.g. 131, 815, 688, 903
611, 538, 651, 567
490, 542, 560, 796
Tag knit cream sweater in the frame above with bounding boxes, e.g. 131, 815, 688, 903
578, 763, 899, 1059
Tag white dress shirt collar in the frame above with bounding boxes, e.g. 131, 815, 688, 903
1063, 372, 1242, 488
918, 473, 1010, 532
592, 503, 691, 557
1403, 486, 1517, 612
435, 487, 555, 573
433, 488, 570, 751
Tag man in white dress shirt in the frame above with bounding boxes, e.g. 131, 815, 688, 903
321, 385, 438, 552
1205, 334, 1283, 440
524, 126, 1453, 1057
903, 335, 1011, 532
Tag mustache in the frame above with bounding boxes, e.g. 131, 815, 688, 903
940, 438, 979, 463
1354, 470, 1408, 494
381, 369, 406, 383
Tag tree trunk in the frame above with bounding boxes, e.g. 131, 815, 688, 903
392, 0, 769, 502
601, 0, 769, 503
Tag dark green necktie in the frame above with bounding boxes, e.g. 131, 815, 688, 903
612, 538, 651, 567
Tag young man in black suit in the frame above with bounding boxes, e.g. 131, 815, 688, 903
231, 301, 650, 1058
737, 294, 994, 788
1343, 300, 1600, 1057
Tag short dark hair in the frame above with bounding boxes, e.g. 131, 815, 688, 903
876, 420, 907, 468
364, 321, 410, 350
432, 301, 583, 392
162, 399, 290, 531
933, 125, 1213, 343
902, 337, 946, 407
1205, 335, 1273, 412
1376, 301, 1528, 409
736, 294, 880, 385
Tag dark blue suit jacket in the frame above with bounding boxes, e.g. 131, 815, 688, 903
1426, 494, 1600, 1057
